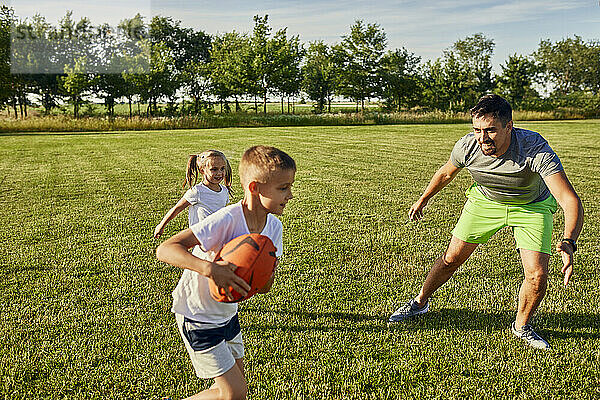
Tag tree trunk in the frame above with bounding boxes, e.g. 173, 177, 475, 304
235, 96, 240, 112
12, 97, 17, 119
129, 97, 132, 118
328, 97, 331, 113
281, 96, 284, 114
254, 95, 258, 114
263, 93, 267, 114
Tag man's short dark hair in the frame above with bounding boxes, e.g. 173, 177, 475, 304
470, 94, 512, 127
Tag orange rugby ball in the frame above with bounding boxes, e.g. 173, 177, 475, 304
209, 233, 277, 303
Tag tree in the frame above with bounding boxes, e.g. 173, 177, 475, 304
496, 54, 540, 108
451, 33, 495, 97
250, 15, 273, 114
0, 6, 15, 114
583, 40, 600, 95
268, 29, 304, 114
302, 41, 336, 113
119, 14, 149, 117
60, 56, 94, 118
421, 34, 495, 111
335, 20, 387, 111
142, 41, 178, 116
210, 32, 254, 112
150, 16, 210, 72
96, 73, 125, 117
378, 47, 421, 111
534, 36, 589, 95
421, 53, 470, 111
182, 60, 211, 114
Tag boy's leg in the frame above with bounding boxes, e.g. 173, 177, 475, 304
208, 359, 244, 391
185, 360, 247, 400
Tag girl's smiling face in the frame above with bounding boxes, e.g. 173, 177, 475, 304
202, 156, 227, 189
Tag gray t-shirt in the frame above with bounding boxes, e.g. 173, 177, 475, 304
450, 128, 563, 204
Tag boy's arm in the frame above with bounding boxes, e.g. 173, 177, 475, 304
156, 228, 251, 299
154, 197, 192, 238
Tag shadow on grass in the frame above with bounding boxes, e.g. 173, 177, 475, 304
241, 307, 600, 339
241, 308, 388, 333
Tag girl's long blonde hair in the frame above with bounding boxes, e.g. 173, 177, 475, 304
184, 150, 233, 195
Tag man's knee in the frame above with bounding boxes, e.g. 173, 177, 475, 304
525, 269, 548, 288
440, 252, 463, 270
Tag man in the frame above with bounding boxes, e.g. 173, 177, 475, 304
389, 94, 584, 349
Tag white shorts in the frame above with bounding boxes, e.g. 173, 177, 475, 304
175, 313, 244, 379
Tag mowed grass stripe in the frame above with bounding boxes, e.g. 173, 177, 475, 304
1, 122, 599, 399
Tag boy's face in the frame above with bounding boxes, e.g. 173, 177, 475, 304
256, 169, 295, 215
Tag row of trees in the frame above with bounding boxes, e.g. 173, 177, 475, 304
1, 5, 599, 118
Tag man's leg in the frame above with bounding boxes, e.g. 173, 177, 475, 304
510, 248, 551, 349
515, 249, 549, 329
414, 235, 479, 306
390, 236, 478, 322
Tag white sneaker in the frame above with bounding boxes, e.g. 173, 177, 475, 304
388, 298, 429, 323
511, 322, 550, 350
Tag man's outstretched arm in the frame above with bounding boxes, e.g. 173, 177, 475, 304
409, 159, 462, 220
544, 170, 584, 286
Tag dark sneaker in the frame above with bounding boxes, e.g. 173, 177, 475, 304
511, 322, 550, 350
388, 298, 429, 323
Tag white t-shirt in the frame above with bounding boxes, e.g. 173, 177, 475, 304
171, 201, 284, 324
183, 183, 230, 227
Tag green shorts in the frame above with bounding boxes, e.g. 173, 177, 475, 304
452, 184, 558, 254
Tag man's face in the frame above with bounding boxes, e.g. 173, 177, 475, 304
472, 113, 513, 156
257, 169, 295, 215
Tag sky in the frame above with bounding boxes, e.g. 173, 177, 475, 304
9, 0, 600, 71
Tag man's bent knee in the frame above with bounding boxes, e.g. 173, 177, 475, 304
525, 270, 548, 288
441, 252, 463, 270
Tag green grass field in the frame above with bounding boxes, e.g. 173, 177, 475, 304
1, 121, 599, 399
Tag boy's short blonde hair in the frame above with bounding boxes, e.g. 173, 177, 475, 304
239, 146, 296, 186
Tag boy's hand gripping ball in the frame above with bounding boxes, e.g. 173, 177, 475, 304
209, 233, 277, 303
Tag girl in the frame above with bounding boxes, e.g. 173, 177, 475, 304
154, 150, 233, 239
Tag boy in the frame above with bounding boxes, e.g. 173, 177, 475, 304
156, 146, 296, 400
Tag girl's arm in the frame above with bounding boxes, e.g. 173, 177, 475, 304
154, 197, 192, 238
156, 229, 251, 300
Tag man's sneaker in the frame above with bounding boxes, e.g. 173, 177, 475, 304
511, 322, 550, 350
388, 298, 429, 323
